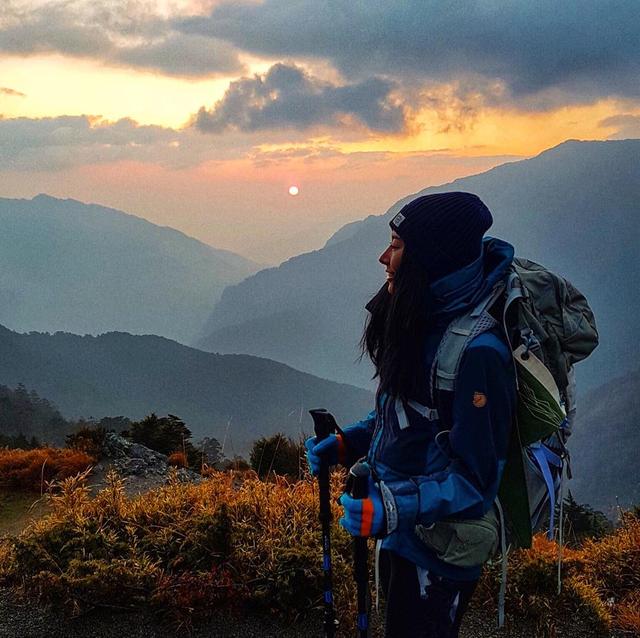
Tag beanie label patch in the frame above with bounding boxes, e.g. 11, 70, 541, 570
392, 212, 405, 227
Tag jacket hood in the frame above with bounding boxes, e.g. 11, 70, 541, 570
429, 236, 514, 325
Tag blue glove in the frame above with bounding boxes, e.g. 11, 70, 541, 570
304, 434, 347, 476
338, 475, 387, 537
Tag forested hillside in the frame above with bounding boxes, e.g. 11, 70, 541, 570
0, 325, 373, 455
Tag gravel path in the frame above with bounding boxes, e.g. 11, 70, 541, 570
0, 587, 323, 638
0, 587, 618, 638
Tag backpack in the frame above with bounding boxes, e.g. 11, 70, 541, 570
411, 249, 598, 625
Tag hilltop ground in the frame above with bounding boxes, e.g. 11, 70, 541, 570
0, 444, 630, 638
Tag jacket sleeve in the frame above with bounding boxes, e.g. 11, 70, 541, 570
341, 410, 377, 466
380, 341, 516, 534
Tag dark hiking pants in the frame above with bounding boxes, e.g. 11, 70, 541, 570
379, 549, 478, 638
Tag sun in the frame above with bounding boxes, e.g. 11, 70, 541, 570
288, 185, 299, 196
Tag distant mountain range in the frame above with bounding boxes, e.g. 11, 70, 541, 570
198, 139, 640, 393
569, 368, 640, 514
0, 194, 259, 344
0, 325, 374, 455
0, 321, 633, 513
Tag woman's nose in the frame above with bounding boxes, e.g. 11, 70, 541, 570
379, 247, 390, 265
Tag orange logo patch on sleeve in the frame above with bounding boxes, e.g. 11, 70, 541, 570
472, 392, 487, 408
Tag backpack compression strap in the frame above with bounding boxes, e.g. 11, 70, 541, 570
402, 272, 521, 420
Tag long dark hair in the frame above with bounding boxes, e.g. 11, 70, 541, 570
361, 250, 431, 401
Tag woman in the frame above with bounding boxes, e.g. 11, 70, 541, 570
306, 191, 517, 638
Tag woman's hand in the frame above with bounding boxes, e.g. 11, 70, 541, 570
304, 434, 347, 476
338, 476, 386, 537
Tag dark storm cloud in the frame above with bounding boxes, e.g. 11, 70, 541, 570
0, 1, 243, 78
179, 0, 640, 101
194, 63, 407, 133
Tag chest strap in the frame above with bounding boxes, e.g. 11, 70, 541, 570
395, 397, 439, 429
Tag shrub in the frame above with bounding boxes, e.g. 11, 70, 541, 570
560, 491, 613, 546
128, 414, 192, 457
615, 590, 640, 635
65, 426, 107, 458
126, 413, 204, 471
167, 451, 187, 468
0, 447, 94, 492
0, 432, 41, 449
195, 436, 224, 468
249, 433, 304, 480
216, 455, 250, 472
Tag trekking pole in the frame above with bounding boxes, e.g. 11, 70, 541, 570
345, 460, 371, 638
309, 409, 341, 638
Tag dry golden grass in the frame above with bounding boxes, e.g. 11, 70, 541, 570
0, 466, 362, 630
615, 590, 640, 635
474, 517, 640, 636
0, 447, 94, 492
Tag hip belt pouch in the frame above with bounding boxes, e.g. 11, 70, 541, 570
414, 507, 500, 568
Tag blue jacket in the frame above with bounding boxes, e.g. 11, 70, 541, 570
342, 237, 517, 580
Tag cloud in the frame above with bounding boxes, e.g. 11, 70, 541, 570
0, 0, 243, 77
0, 115, 181, 170
180, 0, 640, 103
0, 86, 25, 97
115, 32, 240, 77
0, 112, 330, 171
599, 114, 640, 139
248, 144, 344, 168
193, 63, 407, 134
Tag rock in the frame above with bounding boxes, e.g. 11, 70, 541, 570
102, 432, 132, 458
97, 433, 201, 488
165, 468, 203, 485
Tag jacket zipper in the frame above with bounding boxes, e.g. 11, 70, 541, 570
369, 394, 387, 465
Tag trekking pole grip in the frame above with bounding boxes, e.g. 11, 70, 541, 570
347, 461, 371, 638
346, 461, 370, 499
309, 409, 339, 638
310, 408, 339, 442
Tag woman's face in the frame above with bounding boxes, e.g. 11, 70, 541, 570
378, 231, 405, 294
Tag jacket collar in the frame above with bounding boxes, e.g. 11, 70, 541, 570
429, 236, 515, 325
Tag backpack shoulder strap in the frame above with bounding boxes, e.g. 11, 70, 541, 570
431, 281, 505, 401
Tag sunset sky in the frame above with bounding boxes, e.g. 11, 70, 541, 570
1, 0, 639, 263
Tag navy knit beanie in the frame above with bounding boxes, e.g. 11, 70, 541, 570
389, 192, 493, 281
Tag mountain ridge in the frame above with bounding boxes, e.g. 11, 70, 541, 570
0, 194, 260, 344
570, 366, 640, 514
28, 194, 260, 267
